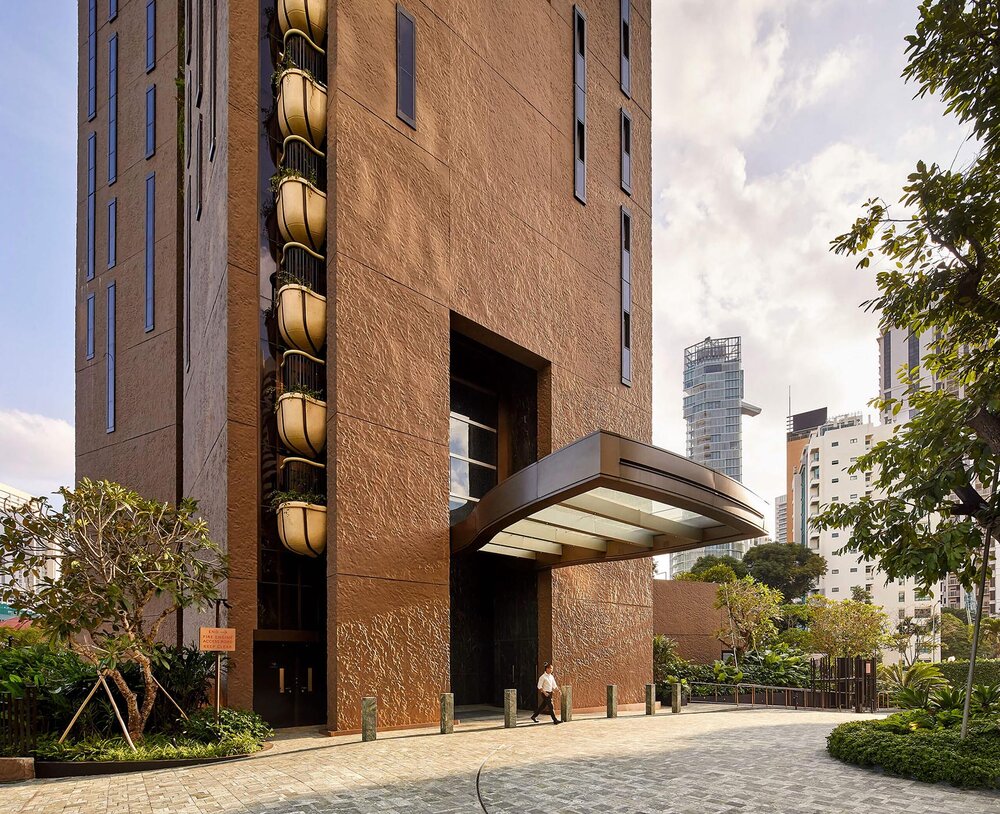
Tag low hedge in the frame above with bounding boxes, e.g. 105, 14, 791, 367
936, 660, 1000, 689
33, 733, 262, 762
827, 714, 1000, 788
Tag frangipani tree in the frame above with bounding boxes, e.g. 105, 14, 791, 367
0, 479, 227, 741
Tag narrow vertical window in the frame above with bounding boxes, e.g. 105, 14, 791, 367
196, 0, 204, 104
620, 0, 631, 97
145, 173, 156, 331
196, 115, 203, 219
87, 0, 97, 120
620, 108, 632, 195
573, 6, 587, 204
109, 0, 118, 20
146, 85, 156, 158
396, 5, 416, 128
86, 134, 96, 280
881, 331, 892, 390
146, 0, 156, 72
210, 0, 217, 158
620, 206, 632, 387
108, 34, 118, 184
184, 193, 191, 369
106, 282, 116, 433
185, 0, 192, 64
86, 294, 95, 360
107, 198, 117, 269
185, 70, 192, 167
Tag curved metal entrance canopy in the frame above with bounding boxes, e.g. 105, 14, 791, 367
451, 431, 767, 568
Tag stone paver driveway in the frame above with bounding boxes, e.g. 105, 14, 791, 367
5, 707, 999, 813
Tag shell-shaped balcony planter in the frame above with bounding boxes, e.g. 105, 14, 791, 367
278, 0, 327, 44
276, 392, 327, 457
277, 283, 327, 355
277, 68, 327, 147
275, 176, 326, 252
276, 501, 327, 557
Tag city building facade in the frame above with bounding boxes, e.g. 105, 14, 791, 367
670, 336, 761, 576
792, 417, 940, 664
0, 483, 57, 595
774, 493, 786, 545
74, 0, 767, 730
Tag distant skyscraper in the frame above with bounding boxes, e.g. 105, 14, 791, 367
775, 494, 787, 544
671, 337, 761, 577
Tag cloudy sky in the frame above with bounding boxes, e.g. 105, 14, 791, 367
0, 2, 973, 518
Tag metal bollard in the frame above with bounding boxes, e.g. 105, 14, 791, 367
504, 688, 517, 728
606, 684, 618, 718
440, 692, 454, 734
645, 683, 656, 715
561, 684, 573, 722
671, 682, 682, 714
361, 696, 377, 742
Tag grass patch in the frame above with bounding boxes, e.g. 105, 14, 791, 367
33, 733, 263, 762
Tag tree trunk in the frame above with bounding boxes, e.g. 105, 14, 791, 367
136, 655, 159, 737
107, 668, 144, 742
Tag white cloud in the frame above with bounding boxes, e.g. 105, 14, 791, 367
0, 410, 74, 499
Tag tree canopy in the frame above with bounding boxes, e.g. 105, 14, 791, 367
741, 542, 827, 601
808, 597, 889, 659
0, 479, 227, 740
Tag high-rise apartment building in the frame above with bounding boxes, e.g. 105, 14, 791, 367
792, 416, 939, 664
670, 337, 761, 576
774, 494, 787, 545
74, 1, 765, 730
785, 407, 829, 544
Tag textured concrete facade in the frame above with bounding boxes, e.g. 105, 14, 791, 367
76, 0, 653, 730
652, 580, 725, 664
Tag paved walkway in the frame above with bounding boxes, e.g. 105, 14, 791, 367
5, 706, 999, 813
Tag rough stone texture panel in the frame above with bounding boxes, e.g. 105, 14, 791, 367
334, 256, 449, 444
333, 414, 450, 585
651, 579, 725, 664
332, 575, 449, 732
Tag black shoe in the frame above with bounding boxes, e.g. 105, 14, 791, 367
553, 719, 562, 725
530, 716, 538, 723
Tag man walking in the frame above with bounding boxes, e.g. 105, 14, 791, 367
531, 661, 561, 724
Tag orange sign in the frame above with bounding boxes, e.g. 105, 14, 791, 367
199, 627, 236, 652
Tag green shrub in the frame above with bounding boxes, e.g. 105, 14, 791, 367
181, 707, 273, 744
33, 733, 261, 762
827, 714, 1000, 788
937, 659, 1000, 688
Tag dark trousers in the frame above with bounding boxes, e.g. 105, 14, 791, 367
533, 691, 558, 721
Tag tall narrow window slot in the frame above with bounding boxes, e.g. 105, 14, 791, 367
620, 0, 631, 97
86, 294, 95, 360
620, 108, 632, 195
396, 5, 416, 128
146, 0, 156, 72
107, 198, 117, 269
210, 0, 217, 158
196, 0, 204, 104
196, 115, 203, 219
573, 6, 587, 204
146, 85, 156, 158
109, 0, 118, 21
145, 173, 155, 331
881, 331, 892, 390
620, 206, 632, 387
108, 34, 118, 184
106, 282, 116, 433
87, 133, 96, 281
87, 0, 97, 120
184, 194, 191, 369
185, 0, 192, 64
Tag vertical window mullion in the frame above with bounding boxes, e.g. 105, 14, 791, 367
621, 206, 632, 387
87, 0, 97, 120
107, 198, 117, 269
573, 6, 587, 204
108, 34, 117, 184
107, 282, 116, 433
620, 108, 632, 195
145, 173, 156, 332
87, 134, 96, 281
146, 0, 156, 72
146, 85, 156, 158
620, 0, 631, 97
396, 5, 417, 129
86, 294, 95, 360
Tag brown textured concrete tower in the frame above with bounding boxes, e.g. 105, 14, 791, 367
76, 0, 766, 731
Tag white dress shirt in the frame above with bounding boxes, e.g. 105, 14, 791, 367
538, 672, 558, 694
